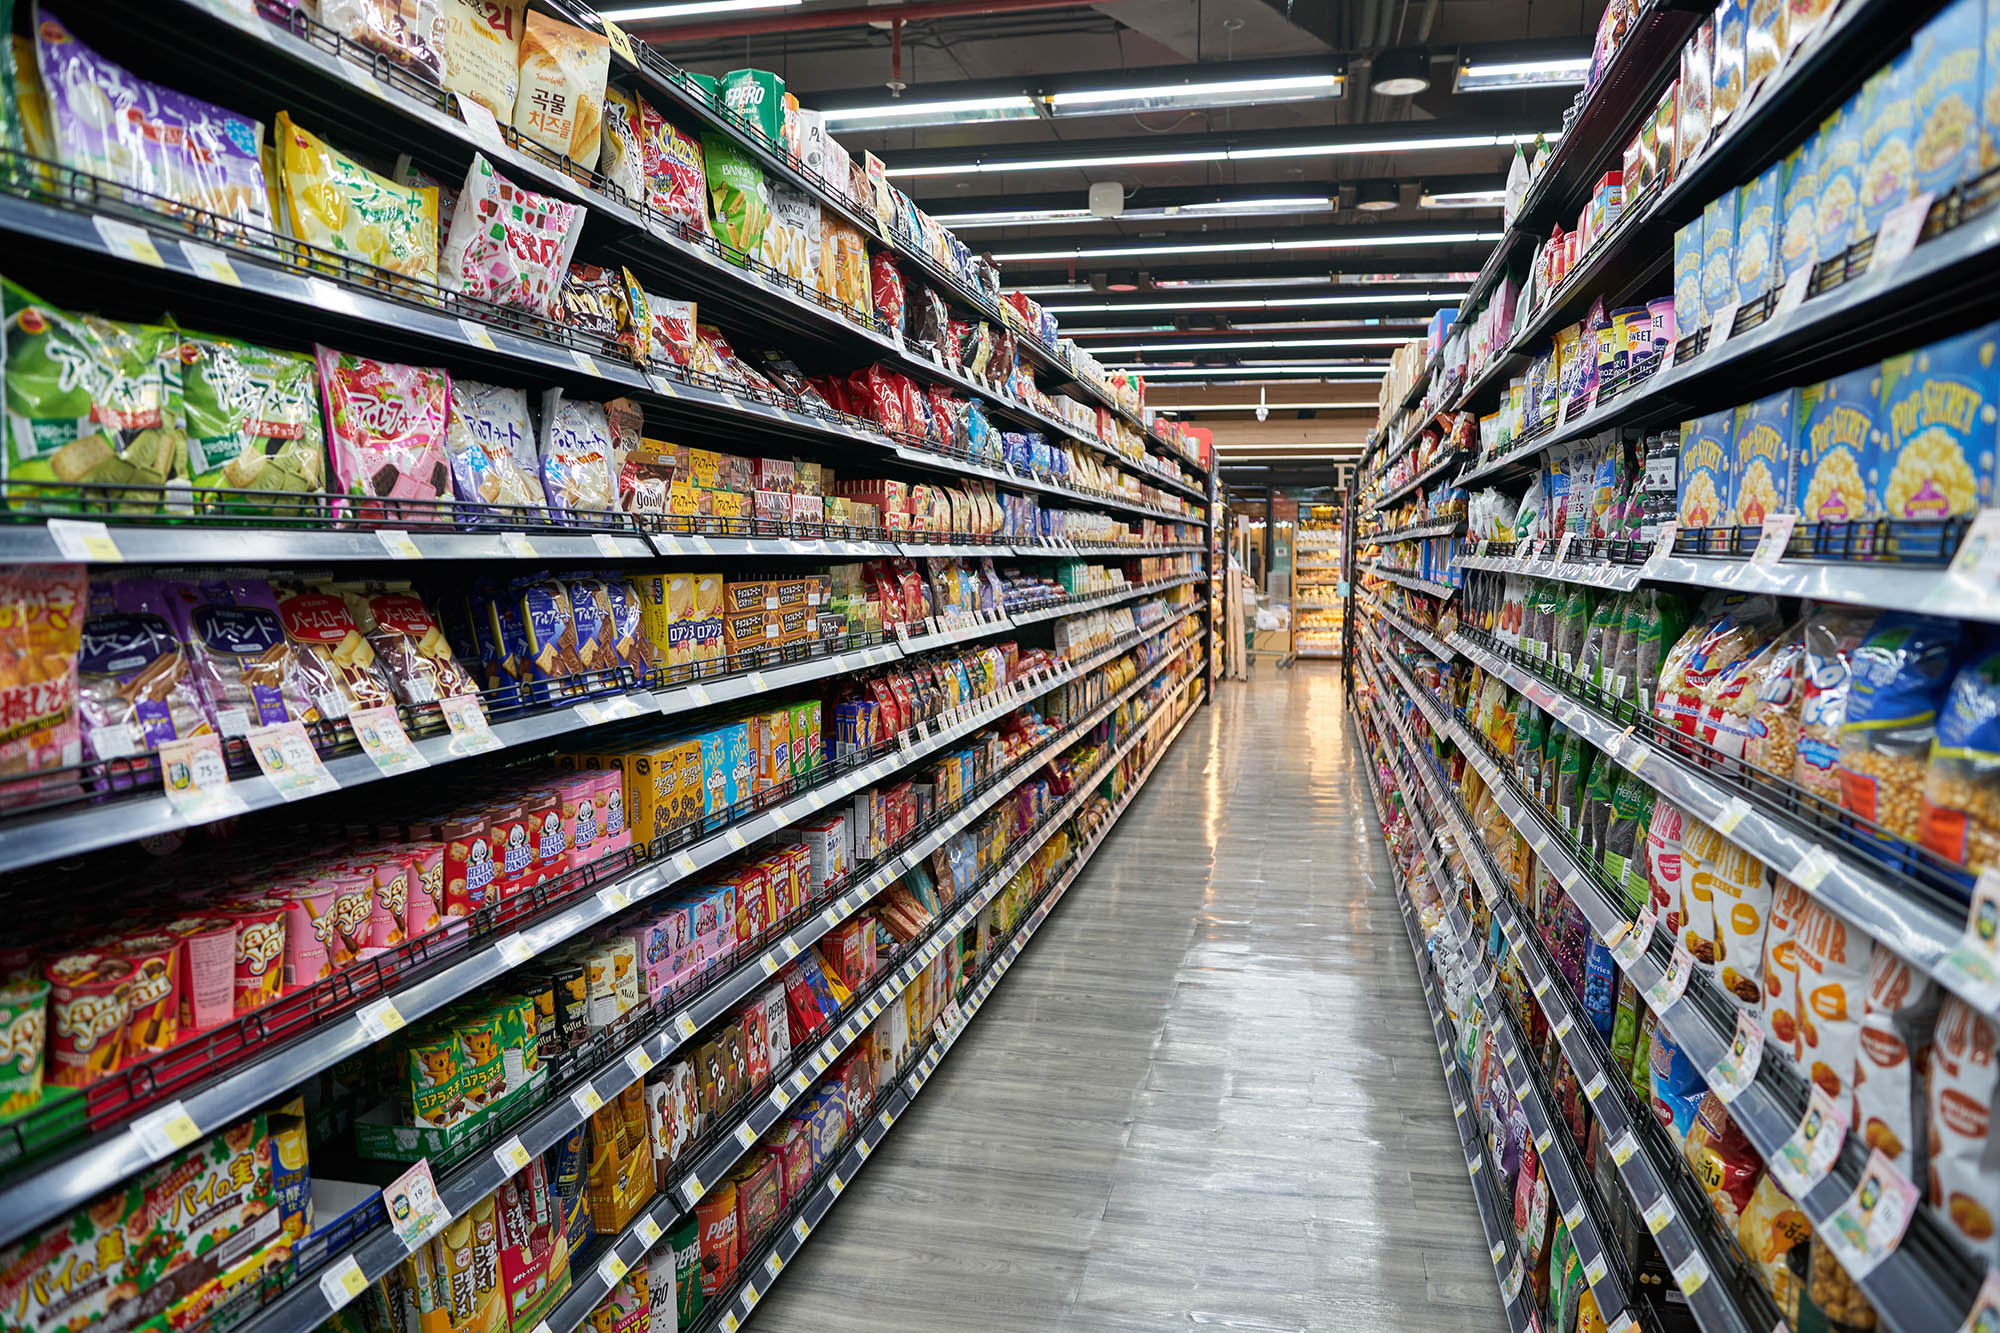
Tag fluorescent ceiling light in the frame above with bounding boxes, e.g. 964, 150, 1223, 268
886, 131, 1554, 178
1046, 73, 1341, 116
1154, 400, 1376, 411
931, 196, 1334, 230
1422, 186, 1506, 208
602, 0, 797, 17
1070, 319, 1428, 336
1013, 274, 1469, 295
993, 232, 1499, 262
1109, 365, 1390, 378
1454, 56, 1592, 93
1092, 336, 1409, 353
1049, 291, 1467, 314
817, 95, 1039, 132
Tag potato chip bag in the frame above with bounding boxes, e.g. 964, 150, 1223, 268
1929, 996, 2000, 1263
441, 153, 583, 318
640, 100, 707, 236
36, 13, 273, 234
276, 112, 439, 285
2, 279, 186, 510
442, 0, 525, 118
446, 379, 544, 517
178, 332, 326, 508
314, 345, 450, 513
703, 132, 769, 258
322, 0, 446, 84
601, 87, 644, 205
513, 10, 606, 169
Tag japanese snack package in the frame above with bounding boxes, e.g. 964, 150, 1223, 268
760, 184, 816, 283
559, 263, 650, 362
442, 0, 525, 117
78, 575, 210, 762
275, 113, 439, 285
537, 389, 617, 519
446, 379, 546, 516
871, 254, 906, 334
341, 587, 479, 704
314, 345, 451, 512
273, 582, 396, 718
512, 10, 607, 169
640, 102, 708, 236
600, 87, 644, 205
1761, 876, 1808, 1060
322, 0, 446, 83
171, 576, 313, 728
1792, 896, 1872, 1102
0, 565, 84, 788
2, 280, 186, 508
646, 294, 699, 368
178, 333, 326, 508
441, 154, 584, 319
35, 12, 273, 232
1853, 949, 1939, 1177
704, 133, 770, 257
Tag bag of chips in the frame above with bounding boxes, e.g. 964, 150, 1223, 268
36, 14, 273, 233
1683, 1093, 1763, 1231
1792, 896, 1872, 1102
1853, 948, 1939, 1178
704, 133, 770, 257
639, 101, 707, 235
1929, 996, 2000, 1264
537, 389, 616, 520
441, 153, 583, 318
315, 345, 451, 515
871, 254, 907, 334
512, 10, 607, 168
275, 113, 439, 285
761, 184, 816, 283
322, 0, 446, 84
559, 263, 649, 362
441, 0, 525, 117
445, 379, 544, 517
2, 280, 186, 510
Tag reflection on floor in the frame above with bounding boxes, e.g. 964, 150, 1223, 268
751, 665, 1504, 1332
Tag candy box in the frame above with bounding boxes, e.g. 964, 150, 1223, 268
494, 1161, 571, 1332
728, 864, 773, 946
693, 1182, 737, 1300
1730, 390, 1801, 527
790, 699, 822, 775
1880, 320, 2000, 543
728, 1154, 780, 1253
1677, 410, 1734, 530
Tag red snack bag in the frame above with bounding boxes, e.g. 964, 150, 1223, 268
870, 254, 906, 333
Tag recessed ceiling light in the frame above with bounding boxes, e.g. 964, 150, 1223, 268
1355, 180, 1399, 212
1370, 49, 1432, 97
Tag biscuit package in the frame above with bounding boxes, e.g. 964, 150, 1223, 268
537, 389, 617, 519
77, 575, 211, 763
341, 586, 480, 705
274, 582, 396, 719
442, 0, 526, 117
600, 87, 645, 205
441, 154, 585, 319
512, 10, 608, 169
315, 345, 451, 515
172, 576, 312, 729
0, 564, 84, 788
640, 100, 708, 236
446, 379, 546, 517
276, 112, 439, 285
178, 333, 327, 509
322, 0, 446, 83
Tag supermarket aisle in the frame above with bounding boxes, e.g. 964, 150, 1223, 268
753, 666, 1503, 1332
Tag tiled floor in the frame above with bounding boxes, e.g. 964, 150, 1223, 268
751, 665, 1504, 1331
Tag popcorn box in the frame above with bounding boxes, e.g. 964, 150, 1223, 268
1729, 389, 1801, 526
1677, 410, 1734, 530
1880, 320, 2000, 531
1700, 188, 1738, 323
1858, 54, 1917, 241
1817, 96, 1864, 261
1733, 158, 1781, 309
1778, 142, 1818, 286
1912, 0, 1983, 196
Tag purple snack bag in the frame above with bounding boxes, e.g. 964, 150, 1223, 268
171, 576, 310, 730
77, 575, 212, 761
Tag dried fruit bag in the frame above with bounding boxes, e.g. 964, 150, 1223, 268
178, 332, 326, 508
276, 112, 439, 285
3, 279, 186, 509
36, 12, 273, 233
703, 132, 769, 257
314, 345, 450, 512
639, 101, 707, 236
78, 575, 210, 761
0, 564, 85, 786
322, 0, 446, 84
445, 379, 544, 516
441, 153, 583, 318
512, 10, 607, 169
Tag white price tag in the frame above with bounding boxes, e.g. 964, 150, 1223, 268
1822, 1150, 1921, 1278
130, 1100, 201, 1160
571, 1085, 605, 1117
1750, 513, 1797, 568
308, 277, 360, 318
440, 694, 503, 756
1873, 193, 1936, 270
1644, 943, 1694, 1013
179, 240, 241, 286
319, 1255, 370, 1311
625, 1047, 655, 1077
1774, 261, 1814, 317
245, 720, 340, 800
456, 95, 508, 152
350, 705, 428, 776
357, 997, 406, 1040
1707, 1009, 1766, 1102
494, 1135, 532, 1174
1708, 300, 1741, 347
597, 1253, 628, 1288
44, 518, 123, 562
495, 934, 534, 967
94, 215, 165, 267
1937, 867, 2000, 1011
1715, 795, 1752, 835
1772, 1084, 1850, 1195
1791, 844, 1837, 891
635, 1215, 663, 1248
500, 532, 538, 558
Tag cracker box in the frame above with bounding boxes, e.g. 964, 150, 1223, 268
790, 699, 822, 774
1673, 216, 1705, 333
790, 816, 847, 893
1914, 0, 1983, 197
1677, 410, 1734, 529
693, 1183, 737, 1300
719, 721, 754, 808
728, 864, 773, 946
1733, 159, 1781, 308
698, 729, 730, 818
752, 709, 791, 793
1859, 55, 1917, 240
1816, 97, 1864, 261
1880, 320, 2000, 525
1730, 390, 1801, 526
1701, 188, 1738, 323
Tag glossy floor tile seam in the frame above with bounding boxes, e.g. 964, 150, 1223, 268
748, 667, 1505, 1332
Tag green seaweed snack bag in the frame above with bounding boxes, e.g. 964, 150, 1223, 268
1557, 729, 1586, 834
1583, 747, 1619, 863
3, 279, 184, 510
1555, 585, 1593, 677
702, 132, 770, 259
178, 332, 326, 510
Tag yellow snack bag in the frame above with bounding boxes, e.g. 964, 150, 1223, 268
275, 112, 438, 285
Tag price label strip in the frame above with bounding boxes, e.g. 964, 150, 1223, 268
350, 705, 430, 776
244, 721, 340, 800
1771, 1083, 1850, 1196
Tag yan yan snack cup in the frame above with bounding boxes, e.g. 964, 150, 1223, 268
283, 882, 336, 987
45, 952, 134, 1087
0, 974, 48, 1117
110, 932, 180, 1061
323, 868, 377, 967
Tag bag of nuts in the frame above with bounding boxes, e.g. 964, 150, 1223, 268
1737, 620, 1808, 776
1838, 612, 1966, 842
1794, 607, 1874, 802
1919, 646, 2000, 874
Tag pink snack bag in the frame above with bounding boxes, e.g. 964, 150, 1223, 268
315, 346, 451, 519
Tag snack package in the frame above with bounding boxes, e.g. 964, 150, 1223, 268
178, 333, 326, 508
647, 294, 698, 368
442, 0, 526, 117
342, 587, 479, 704
2, 280, 186, 508
871, 254, 907, 334
315, 346, 451, 513
559, 263, 650, 362
721, 69, 785, 145
78, 575, 211, 761
1839, 612, 1965, 840
171, 577, 311, 728
35, 13, 274, 232
1762, 876, 1808, 1060
512, 10, 608, 169
640, 102, 708, 236
441, 153, 584, 318
0, 565, 83, 791
322, 0, 446, 83
538, 389, 617, 520
1683, 1093, 1762, 1231
274, 582, 395, 718
1879, 320, 2000, 527
600, 87, 645, 205
1853, 949, 1939, 1179
761, 184, 816, 283
1796, 607, 1874, 801
446, 379, 545, 517
275, 112, 439, 284
1929, 996, 2000, 1263
1922, 644, 2000, 871
704, 132, 770, 257
1792, 897, 1873, 1102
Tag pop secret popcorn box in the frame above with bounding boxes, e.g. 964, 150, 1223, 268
0, 1113, 280, 1333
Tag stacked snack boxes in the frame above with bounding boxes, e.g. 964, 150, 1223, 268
355, 987, 546, 1162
